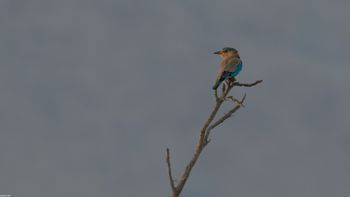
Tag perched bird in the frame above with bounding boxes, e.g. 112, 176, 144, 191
212, 47, 243, 90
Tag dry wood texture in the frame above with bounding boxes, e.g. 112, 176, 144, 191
166, 79, 262, 197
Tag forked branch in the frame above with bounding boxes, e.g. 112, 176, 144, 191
166, 79, 262, 197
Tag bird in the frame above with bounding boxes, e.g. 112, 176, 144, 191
212, 47, 243, 90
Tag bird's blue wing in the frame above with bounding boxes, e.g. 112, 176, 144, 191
223, 57, 240, 72
212, 57, 243, 90
224, 58, 242, 77
231, 61, 242, 77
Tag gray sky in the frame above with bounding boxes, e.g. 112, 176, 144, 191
1, 0, 350, 196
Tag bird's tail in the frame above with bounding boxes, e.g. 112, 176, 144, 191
212, 79, 223, 90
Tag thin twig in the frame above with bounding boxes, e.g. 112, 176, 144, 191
233, 80, 263, 87
204, 94, 247, 143
211, 105, 241, 130
214, 89, 219, 101
166, 148, 176, 192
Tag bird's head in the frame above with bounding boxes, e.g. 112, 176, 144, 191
214, 47, 238, 58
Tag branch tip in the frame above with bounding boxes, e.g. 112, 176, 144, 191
233, 79, 263, 87
241, 93, 247, 103
166, 148, 176, 192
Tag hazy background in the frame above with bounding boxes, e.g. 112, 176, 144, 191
1, 0, 349, 196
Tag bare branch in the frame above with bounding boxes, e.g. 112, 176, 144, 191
166, 148, 176, 192
175, 100, 223, 194
233, 80, 263, 87
165, 79, 262, 197
226, 95, 245, 107
222, 82, 226, 93
209, 94, 246, 132
204, 94, 246, 143
214, 89, 219, 101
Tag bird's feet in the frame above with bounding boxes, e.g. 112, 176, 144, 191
228, 77, 236, 82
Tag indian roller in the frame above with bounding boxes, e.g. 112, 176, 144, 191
212, 47, 243, 90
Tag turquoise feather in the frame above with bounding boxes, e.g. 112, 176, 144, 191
212, 58, 242, 90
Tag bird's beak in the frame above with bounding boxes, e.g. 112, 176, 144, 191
214, 51, 222, 55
